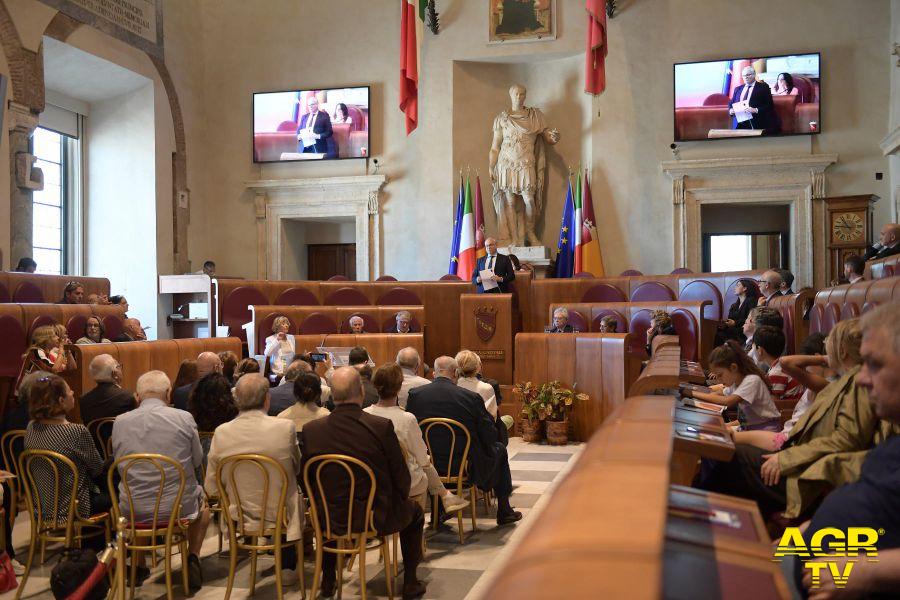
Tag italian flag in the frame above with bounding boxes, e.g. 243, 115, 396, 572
400, 0, 426, 135
457, 176, 476, 280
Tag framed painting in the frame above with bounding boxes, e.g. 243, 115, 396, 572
488, 0, 556, 44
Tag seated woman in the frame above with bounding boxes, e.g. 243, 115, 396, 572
365, 363, 468, 512
332, 102, 353, 125
645, 310, 677, 355
218, 351, 239, 385
76, 316, 112, 344
263, 316, 295, 377
16, 325, 77, 393
454, 350, 498, 419
24, 374, 110, 544
277, 371, 330, 432
174, 359, 199, 390
233, 358, 261, 384
718, 278, 760, 343
772, 72, 798, 96
188, 373, 238, 457
598, 315, 618, 333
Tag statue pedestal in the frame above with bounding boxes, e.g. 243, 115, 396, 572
500, 246, 552, 278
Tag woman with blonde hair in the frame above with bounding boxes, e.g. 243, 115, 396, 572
454, 349, 497, 418
645, 309, 676, 355
263, 315, 295, 376
15, 325, 77, 394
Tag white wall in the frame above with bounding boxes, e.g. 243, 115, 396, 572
85, 82, 158, 336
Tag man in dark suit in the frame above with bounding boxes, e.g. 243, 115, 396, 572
862, 223, 900, 261
388, 310, 416, 334
547, 307, 575, 333
301, 367, 426, 599
267, 359, 309, 416
172, 351, 221, 411
79, 354, 136, 427
296, 95, 334, 155
756, 270, 784, 307
471, 237, 516, 294
729, 66, 777, 133
406, 356, 522, 526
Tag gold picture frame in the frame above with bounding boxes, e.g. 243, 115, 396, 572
488, 0, 556, 44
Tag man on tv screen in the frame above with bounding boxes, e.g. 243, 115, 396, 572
297, 95, 334, 156
728, 66, 778, 134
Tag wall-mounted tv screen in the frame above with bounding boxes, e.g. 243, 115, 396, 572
253, 86, 370, 163
674, 53, 820, 142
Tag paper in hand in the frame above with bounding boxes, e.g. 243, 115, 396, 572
732, 101, 752, 123
479, 269, 499, 291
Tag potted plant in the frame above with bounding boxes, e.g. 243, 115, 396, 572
540, 381, 588, 446
513, 381, 544, 443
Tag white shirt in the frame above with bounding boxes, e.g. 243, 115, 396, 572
264, 334, 296, 376
364, 404, 435, 497
398, 368, 430, 409
781, 388, 815, 437
457, 376, 498, 419
724, 374, 780, 426
848, 275, 863, 284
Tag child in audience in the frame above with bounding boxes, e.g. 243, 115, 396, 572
686, 341, 781, 431
742, 306, 783, 365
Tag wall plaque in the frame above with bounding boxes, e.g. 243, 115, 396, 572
39, 0, 164, 58
474, 350, 505, 361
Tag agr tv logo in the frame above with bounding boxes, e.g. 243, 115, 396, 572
773, 527, 881, 588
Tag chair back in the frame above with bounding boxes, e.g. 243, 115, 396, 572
108, 453, 187, 542
215, 453, 290, 539
18, 449, 81, 542
303, 454, 377, 541
1, 430, 25, 500
86, 417, 117, 460
419, 417, 471, 491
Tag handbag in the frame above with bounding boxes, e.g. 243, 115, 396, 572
0, 551, 18, 594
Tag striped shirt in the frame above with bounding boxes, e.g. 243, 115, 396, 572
767, 359, 805, 403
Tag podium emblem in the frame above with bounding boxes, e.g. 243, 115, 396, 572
474, 305, 498, 342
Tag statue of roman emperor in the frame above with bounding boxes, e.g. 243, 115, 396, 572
489, 84, 560, 247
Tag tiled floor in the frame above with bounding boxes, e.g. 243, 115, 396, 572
5, 438, 581, 600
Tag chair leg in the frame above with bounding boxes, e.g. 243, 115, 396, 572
14, 527, 37, 600
164, 540, 174, 600
224, 532, 237, 600
470, 487, 478, 532
297, 539, 306, 600
358, 537, 367, 600
381, 537, 393, 600
274, 540, 284, 600
392, 533, 399, 578
310, 539, 323, 600
39, 537, 46, 564
337, 541, 345, 600
249, 542, 258, 595
180, 540, 190, 596
129, 550, 138, 600
457, 505, 465, 545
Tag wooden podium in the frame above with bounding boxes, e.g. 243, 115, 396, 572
459, 293, 514, 385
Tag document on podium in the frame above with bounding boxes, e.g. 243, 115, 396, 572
732, 100, 752, 123
479, 269, 499, 291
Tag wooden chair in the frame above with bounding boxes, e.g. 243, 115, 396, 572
419, 418, 477, 544
86, 417, 117, 460
16, 449, 110, 600
303, 454, 393, 600
198, 431, 225, 554
107, 453, 191, 600
214, 453, 305, 600
1, 430, 25, 527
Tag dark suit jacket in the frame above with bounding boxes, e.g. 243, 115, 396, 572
725, 296, 758, 337
406, 377, 499, 490
548, 324, 574, 333
300, 403, 413, 535
297, 111, 333, 154
729, 81, 777, 132
267, 382, 297, 416
863, 244, 900, 261
471, 253, 516, 294
79, 382, 135, 426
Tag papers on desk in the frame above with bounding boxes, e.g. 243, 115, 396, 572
682, 398, 727, 414
732, 100, 752, 123
479, 269, 499, 291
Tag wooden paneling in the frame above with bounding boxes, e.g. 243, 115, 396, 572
458, 293, 514, 384
291, 333, 424, 370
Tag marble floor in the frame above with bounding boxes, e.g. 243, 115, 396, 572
4, 438, 581, 600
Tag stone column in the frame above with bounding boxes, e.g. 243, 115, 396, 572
254, 192, 267, 279
8, 102, 42, 266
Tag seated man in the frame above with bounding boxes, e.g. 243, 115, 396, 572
795, 303, 900, 596
396, 347, 430, 408
348, 315, 366, 334
862, 223, 900, 261
206, 374, 304, 586
114, 318, 146, 342
111, 371, 210, 591
775, 268, 795, 295
79, 354, 136, 427
173, 352, 222, 410
843, 253, 865, 284
547, 307, 574, 333
756, 270, 784, 306
301, 367, 426, 599
269, 357, 332, 415
391, 310, 414, 334
60, 281, 84, 304
406, 356, 522, 526
598, 315, 618, 333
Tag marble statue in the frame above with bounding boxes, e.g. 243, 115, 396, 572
489, 84, 560, 247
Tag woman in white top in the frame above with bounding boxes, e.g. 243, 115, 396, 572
333, 102, 353, 125
454, 350, 498, 419
264, 316, 295, 376
364, 364, 468, 513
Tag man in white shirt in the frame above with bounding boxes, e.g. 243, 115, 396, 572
397, 347, 430, 408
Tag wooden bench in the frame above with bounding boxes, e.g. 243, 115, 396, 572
0, 272, 110, 304
810, 277, 900, 335
287, 333, 425, 372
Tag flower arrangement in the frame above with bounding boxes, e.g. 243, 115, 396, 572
514, 380, 588, 422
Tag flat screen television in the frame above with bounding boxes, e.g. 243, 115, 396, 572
252, 86, 370, 163
673, 53, 820, 142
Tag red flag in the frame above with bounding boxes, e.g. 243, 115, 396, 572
474, 175, 486, 260
585, 0, 608, 96
400, 1, 424, 135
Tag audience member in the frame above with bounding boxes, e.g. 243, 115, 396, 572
392, 310, 413, 334
396, 347, 430, 408
233, 358, 261, 383
174, 359, 199, 390
843, 253, 865, 284
301, 367, 427, 599
264, 316, 295, 377
187, 373, 238, 453
85, 293, 110, 305
687, 341, 780, 431
756, 270, 783, 306
645, 310, 677, 355
742, 306, 784, 364
60, 281, 84, 304
108, 295, 129, 313
365, 363, 469, 512
332, 102, 352, 125
200, 260, 216, 277
597, 315, 618, 333
547, 307, 574, 333
795, 303, 900, 597
16, 325, 76, 392
14, 257, 36, 273
455, 350, 498, 418
277, 371, 330, 431
173, 352, 222, 410
75, 316, 112, 344
348, 315, 366, 334
78, 354, 135, 426
24, 375, 110, 545
114, 318, 146, 342
862, 223, 900, 261
407, 357, 522, 526
342, 347, 378, 407
771, 72, 797, 96
218, 351, 238, 384
752, 326, 804, 400
269, 359, 312, 416
775, 269, 794, 295
111, 371, 210, 591
205, 374, 304, 586
717, 279, 758, 344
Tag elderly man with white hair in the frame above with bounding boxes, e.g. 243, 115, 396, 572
728, 64, 776, 133
392, 310, 414, 334
111, 370, 210, 591
548, 307, 574, 333
206, 374, 305, 587
396, 346, 430, 408
756, 269, 784, 306
78, 353, 135, 426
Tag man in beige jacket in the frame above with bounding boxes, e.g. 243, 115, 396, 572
205, 374, 304, 586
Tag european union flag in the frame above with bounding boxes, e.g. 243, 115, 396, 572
554, 181, 575, 278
